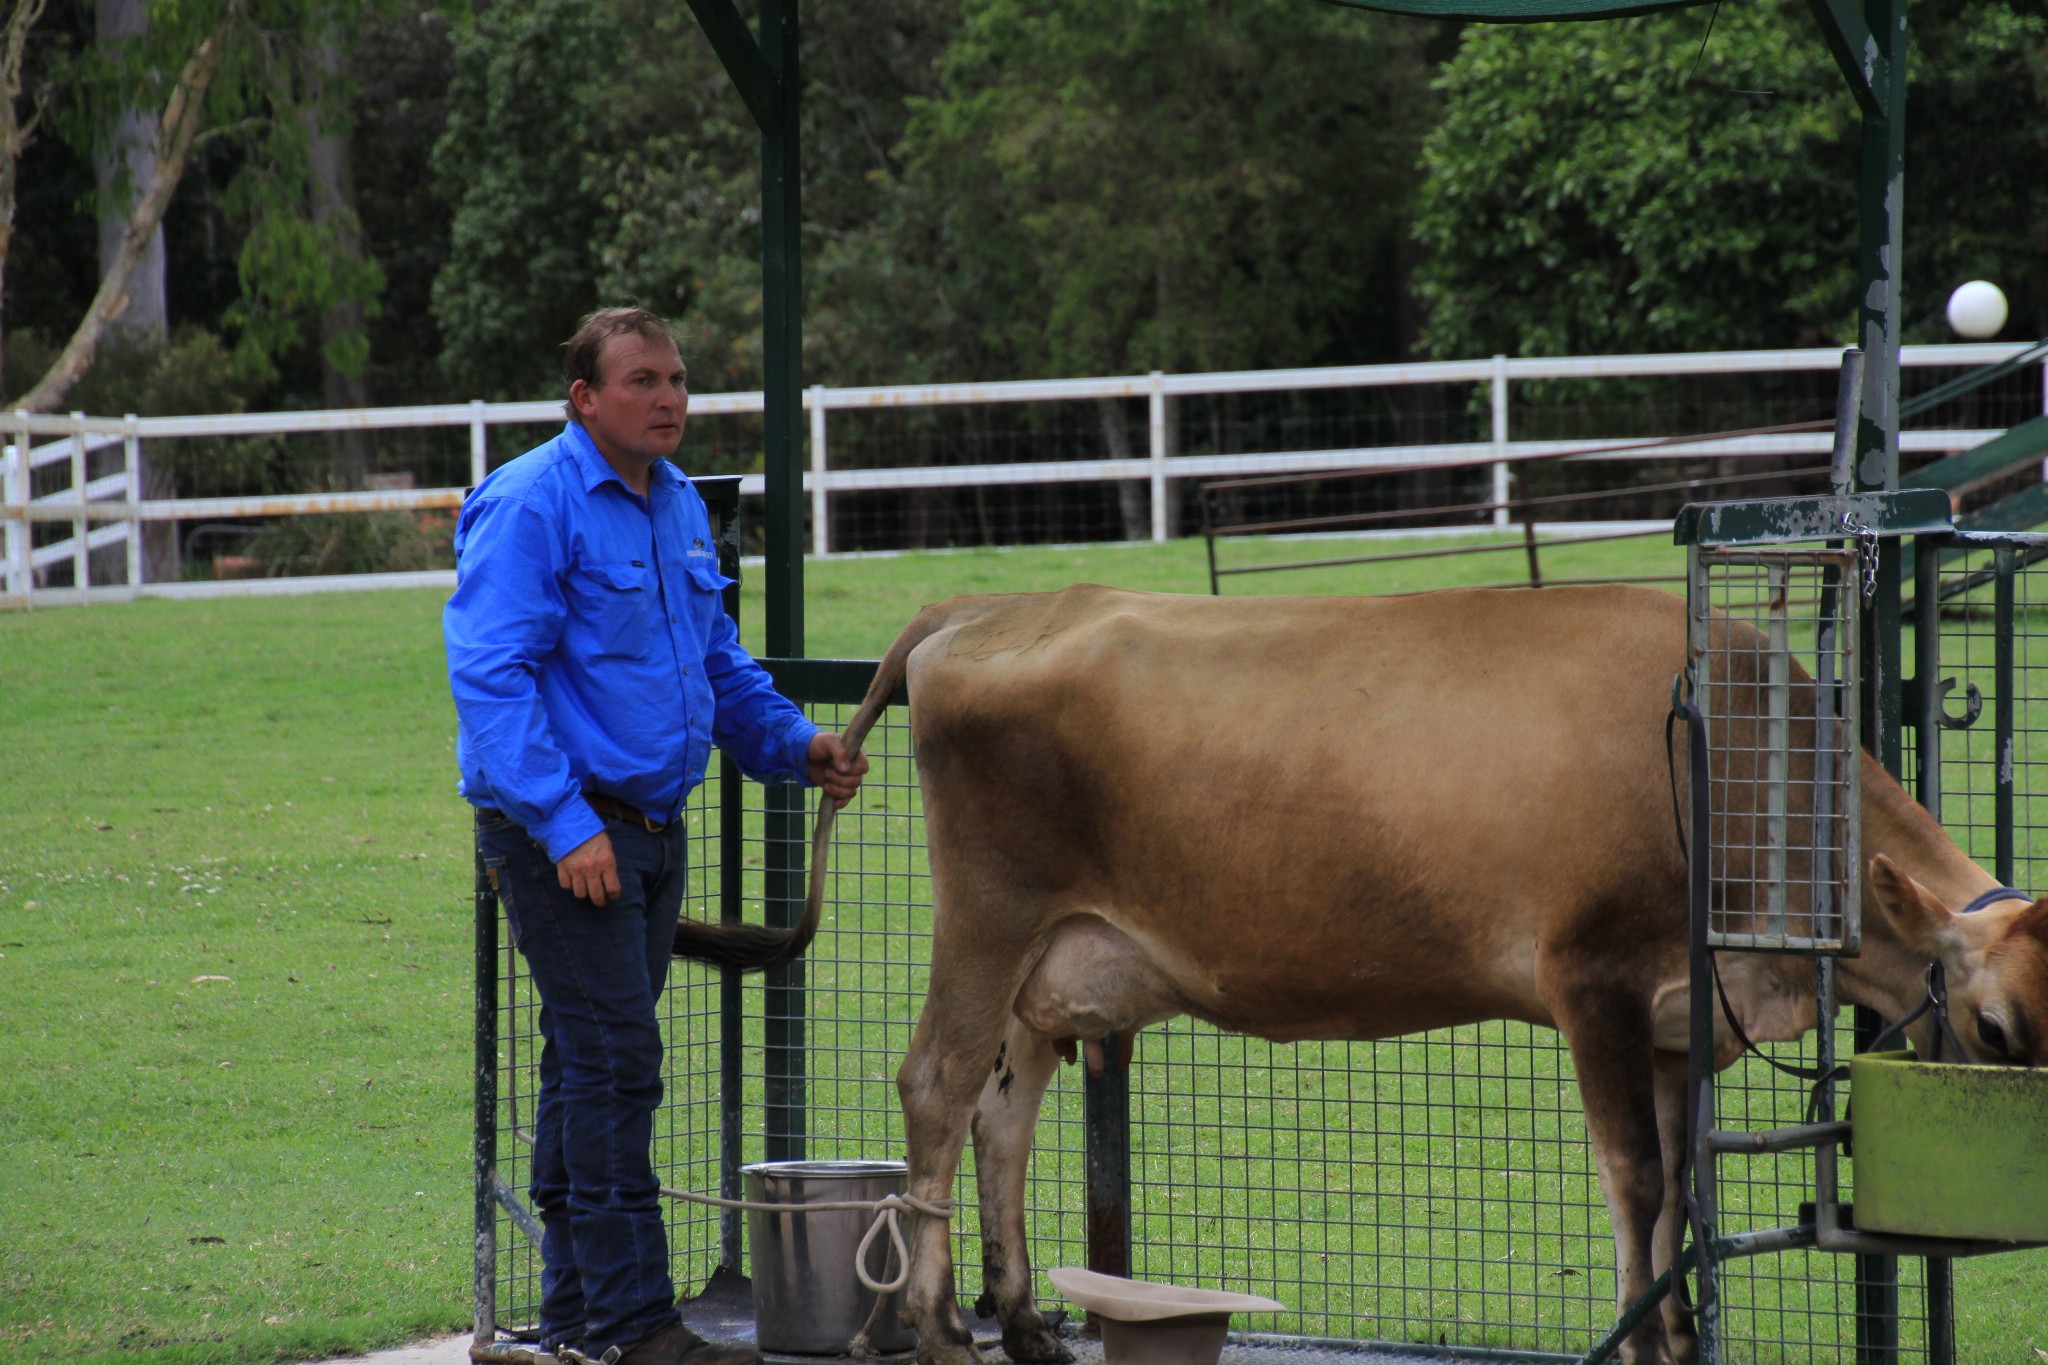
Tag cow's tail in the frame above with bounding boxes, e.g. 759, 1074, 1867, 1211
672, 602, 956, 975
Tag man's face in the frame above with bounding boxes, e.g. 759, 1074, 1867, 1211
571, 332, 689, 469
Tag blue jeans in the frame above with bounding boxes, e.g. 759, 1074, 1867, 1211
478, 808, 688, 1354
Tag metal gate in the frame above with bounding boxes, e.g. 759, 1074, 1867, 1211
470, 490, 2042, 1361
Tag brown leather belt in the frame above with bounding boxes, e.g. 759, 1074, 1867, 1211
584, 792, 669, 832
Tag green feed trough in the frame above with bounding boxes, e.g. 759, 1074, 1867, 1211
1849, 1049, 2048, 1242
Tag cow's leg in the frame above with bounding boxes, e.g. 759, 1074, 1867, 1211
898, 954, 1033, 1365
1651, 1054, 1698, 1365
1551, 983, 1674, 1365
969, 1018, 1071, 1363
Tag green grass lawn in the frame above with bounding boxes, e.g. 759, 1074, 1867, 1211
3, 531, 2043, 1363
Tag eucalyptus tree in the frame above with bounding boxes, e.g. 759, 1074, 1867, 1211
2, 0, 393, 414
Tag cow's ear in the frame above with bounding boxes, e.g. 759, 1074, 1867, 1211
1868, 854, 1955, 954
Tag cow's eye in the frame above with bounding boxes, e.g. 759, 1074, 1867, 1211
1975, 1011, 2010, 1059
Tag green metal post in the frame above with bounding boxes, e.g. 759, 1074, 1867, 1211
1853, 0, 1907, 770
1850, 2, 1907, 1354
714, 490, 747, 1269
473, 836, 499, 1344
755, 0, 809, 1168
1083, 1032, 1133, 1284
760, 0, 802, 662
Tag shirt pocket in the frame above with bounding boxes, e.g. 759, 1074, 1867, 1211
566, 561, 654, 657
684, 558, 735, 594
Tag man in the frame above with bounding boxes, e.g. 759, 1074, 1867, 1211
445, 308, 866, 1365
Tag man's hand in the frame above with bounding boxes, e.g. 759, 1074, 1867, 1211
557, 830, 622, 907
807, 731, 870, 807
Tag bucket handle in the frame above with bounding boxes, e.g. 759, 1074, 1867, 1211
663, 1185, 955, 1296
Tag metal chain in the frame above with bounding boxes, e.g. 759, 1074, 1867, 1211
1840, 513, 1880, 601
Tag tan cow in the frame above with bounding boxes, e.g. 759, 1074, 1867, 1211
803, 583, 2048, 1365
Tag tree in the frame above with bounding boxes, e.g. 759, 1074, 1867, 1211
430, 0, 958, 402
1412, 0, 2048, 361
897, 0, 1439, 380
428, 0, 613, 400
2, 0, 393, 413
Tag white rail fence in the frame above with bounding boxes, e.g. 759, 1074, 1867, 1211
5, 343, 2042, 607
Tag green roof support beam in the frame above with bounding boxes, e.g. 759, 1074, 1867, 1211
1804, 0, 1889, 118
1902, 415, 2048, 497
683, 0, 780, 134
686, 0, 804, 660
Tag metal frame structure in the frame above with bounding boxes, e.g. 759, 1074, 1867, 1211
1671, 507, 2048, 1365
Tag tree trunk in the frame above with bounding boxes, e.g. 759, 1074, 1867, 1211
306, 17, 373, 489
1098, 397, 1148, 542
0, 0, 54, 392
94, 0, 168, 346
12, 17, 228, 414
93, 0, 175, 581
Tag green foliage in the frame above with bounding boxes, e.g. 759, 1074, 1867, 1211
429, 0, 614, 399
246, 512, 455, 578
4, 326, 291, 497
223, 173, 388, 384
1901, 0, 2048, 342
1414, 2, 1852, 358
1413, 0, 2048, 360
18, 0, 400, 395
430, 0, 954, 398
429, 0, 1436, 401
895, 0, 1437, 378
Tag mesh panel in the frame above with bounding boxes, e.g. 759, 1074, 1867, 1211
1920, 542, 2048, 890
1690, 547, 1861, 953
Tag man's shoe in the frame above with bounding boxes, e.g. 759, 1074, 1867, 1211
595, 1323, 761, 1365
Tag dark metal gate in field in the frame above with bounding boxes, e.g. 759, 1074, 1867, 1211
470, 482, 2043, 1362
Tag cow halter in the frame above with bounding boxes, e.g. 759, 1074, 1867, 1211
1863, 884, 2032, 1064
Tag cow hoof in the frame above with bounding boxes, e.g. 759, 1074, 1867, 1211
999, 1320, 1073, 1364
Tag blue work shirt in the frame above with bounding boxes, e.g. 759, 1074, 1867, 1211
444, 422, 817, 861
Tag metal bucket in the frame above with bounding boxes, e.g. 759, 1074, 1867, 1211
742, 1159, 918, 1354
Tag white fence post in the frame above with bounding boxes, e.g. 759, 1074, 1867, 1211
469, 400, 488, 488
124, 416, 143, 589
810, 385, 829, 557
2, 410, 25, 600
70, 411, 89, 593
1491, 355, 1511, 529
1149, 371, 1168, 543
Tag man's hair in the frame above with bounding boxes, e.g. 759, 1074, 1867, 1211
562, 307, 680, 422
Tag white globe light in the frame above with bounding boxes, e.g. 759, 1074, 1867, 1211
1947, 280, 2008, 339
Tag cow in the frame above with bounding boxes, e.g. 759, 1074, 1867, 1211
796, 583, 2048, 1365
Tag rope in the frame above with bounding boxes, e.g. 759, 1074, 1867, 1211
658, 1187, 955, 1294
